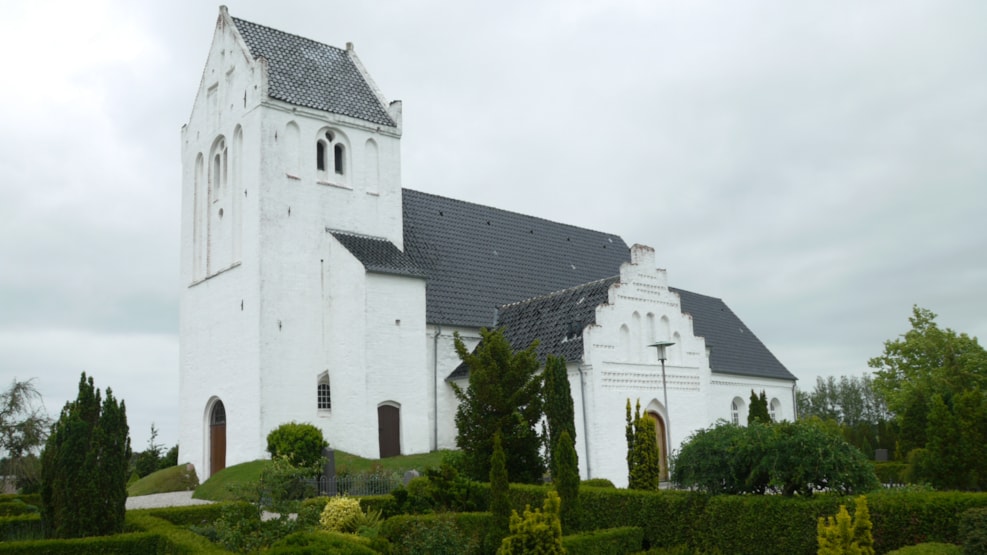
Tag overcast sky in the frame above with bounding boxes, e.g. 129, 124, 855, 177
1, 1, 985, 450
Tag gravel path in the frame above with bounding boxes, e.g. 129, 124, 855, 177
126, 491, 214, 510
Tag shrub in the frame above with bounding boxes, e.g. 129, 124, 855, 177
580, 478, 615, 488
382, 513, 486, 555
817, 496, 874, 555
490, 431, 511, 533
960, 507, 987, 555
498, 490, 565, 555
885, 544, 964, 555
563, 526, 644, 555
267, 530, 378, 554
320, 495, 364, 532
266, 422, 328, 470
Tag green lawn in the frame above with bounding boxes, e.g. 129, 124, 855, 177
127, 464, 199, 497
193, 450, 456, 501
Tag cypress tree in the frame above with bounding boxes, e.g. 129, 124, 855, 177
553, 429, 579, 532
748, 389, 771, 425
543, 355, 576, 477
628, 414, 662, 490
490, 431, 511, 534
40, 373, 131, 538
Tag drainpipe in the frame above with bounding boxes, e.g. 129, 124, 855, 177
432, 325, 442, 451
577, 364, 592, 479
791, 381, 799, 420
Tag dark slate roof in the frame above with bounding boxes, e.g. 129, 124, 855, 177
449, 280, 796, 382
402, 189, 631, 328
447, 277, 618, 380
330, 231, 426, 278
232, 17, 396, 127
672, 288, 795, 381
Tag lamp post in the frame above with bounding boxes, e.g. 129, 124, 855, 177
649, 341, 674, 479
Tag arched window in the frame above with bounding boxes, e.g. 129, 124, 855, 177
210, 137, 228, 198
333, 143, 345, 174
769, 398, 781, 421
316, 130, 348, 183
317, 372, 331, 410
731, 397, 745, 425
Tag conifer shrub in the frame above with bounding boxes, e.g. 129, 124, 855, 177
40, 372, 131, 539
490, 431, 511, 534
320, 495, 364, 532
554, 429, 580, 531
817, 496, 875, 555
497, 490, 566, 555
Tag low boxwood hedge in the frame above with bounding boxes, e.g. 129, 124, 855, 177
562, 526, 644, 555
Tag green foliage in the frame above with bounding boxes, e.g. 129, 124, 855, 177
580, 478, 615, 488
885, 544, 964, 555
266, 421, 328, 470
0, 531, 163, 554
193, 459, 269, 501
126, 511, 230, 554
544, 355, 577, 476
562, 526, 644, 555
490, 431, 511, 534
626, 399, 662, 490
0, 379, 50, 495
133, 423, 164, 478
381, 513, 495, 555
319, 495, 364, 532
267, 530, 378, 554
40, 372, 131, 539
672, 419, 879, 496
452, 328, 545, 484
748, 389, 771, 424
554, 429, 580, 532
959, 507, 987, 555
797, 374, 892, 427
127, 463, 199, 496
871, 307, 987, 466
817, 496, 875, 555
498, 490, 566, 555
917, 389, 987, 490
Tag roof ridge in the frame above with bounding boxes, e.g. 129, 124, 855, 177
403, 188, 627, 240
231, 16, 347, 55
498, 275, 619, 311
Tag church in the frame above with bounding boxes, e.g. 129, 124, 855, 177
178, 7, 798, 488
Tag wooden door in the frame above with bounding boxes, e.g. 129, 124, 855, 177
377, 404, 400, 458
210, 401, 227, 476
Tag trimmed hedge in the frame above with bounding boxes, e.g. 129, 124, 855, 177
140, 501, 238, 526
959, 507, 987, 555
0, 532, 162, 554
126, 512, 232, 553
381, 512, 501, 555
0, 514, 42, 542
562, 526, 644, 555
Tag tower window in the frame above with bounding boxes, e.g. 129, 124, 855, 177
334, 144, 344, 174
317, 141, 326, 171
317, 373, 331, 410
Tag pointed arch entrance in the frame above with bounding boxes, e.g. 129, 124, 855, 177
209, 399, 227, 476
646, 411, 669, 481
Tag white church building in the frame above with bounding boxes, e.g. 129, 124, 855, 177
178, 7, 798, 487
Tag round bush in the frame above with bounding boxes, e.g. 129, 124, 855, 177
266, 422, 328, 469
320, 495, 363, 532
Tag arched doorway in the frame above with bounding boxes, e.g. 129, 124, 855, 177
647, 411, 669, 481
209, 400, 226, 476
377, 403, 401, 458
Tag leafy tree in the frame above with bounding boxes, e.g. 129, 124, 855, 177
40, 372, 131, 538
915, 389, 987, 490
871, 307, 987, 431
626, 399, 662, 490
543, 355, 576, 478
0, 378, 50, 493
452, 328, 544, 483
553, 429, 579, 532
490, 431, 511, 534
797, 374, 897, 459
748, 389, 770, 424
266, 421, 328, 471
673, 419, 879, 496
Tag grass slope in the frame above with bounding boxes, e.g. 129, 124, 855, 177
193, 450, 457, 501
127, 464, 199, 497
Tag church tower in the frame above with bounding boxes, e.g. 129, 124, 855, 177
179, 7, 423, 478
